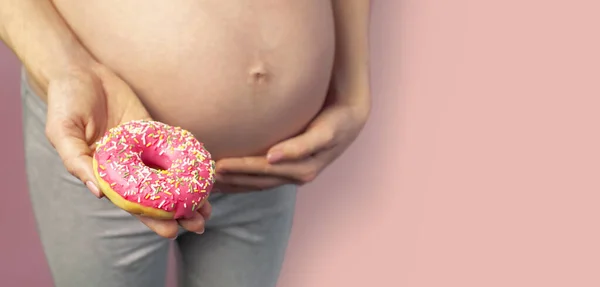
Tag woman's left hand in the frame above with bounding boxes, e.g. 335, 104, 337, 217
214, 92, 370, 192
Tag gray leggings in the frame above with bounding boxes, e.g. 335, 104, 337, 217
20, 71, 297, 287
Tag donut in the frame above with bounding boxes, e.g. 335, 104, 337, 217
92, 120, 216, 219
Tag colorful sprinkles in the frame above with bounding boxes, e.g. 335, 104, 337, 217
94, 120, 216, 219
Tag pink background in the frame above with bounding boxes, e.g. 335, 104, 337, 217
2, 1, 600, 286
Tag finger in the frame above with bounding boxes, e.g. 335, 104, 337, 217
45, 75, 104, 198
198, 200, 212, 220
135, 215, 180, 239
216, 156, 270, 174
217, 156, 319, 183
45, 119, 103, 198
218, 152, 337, 184
177, 212, 206, 234
266, 126, 335, 163
216, 172, 295, 191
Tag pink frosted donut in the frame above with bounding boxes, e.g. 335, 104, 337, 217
92, 120, 215, 219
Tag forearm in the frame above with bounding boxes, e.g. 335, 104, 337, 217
331, 0, 371, 106
0, 0, 94, 92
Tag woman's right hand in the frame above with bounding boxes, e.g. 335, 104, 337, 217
42, 63, 210, 239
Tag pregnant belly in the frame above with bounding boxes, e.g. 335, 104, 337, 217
52, 0, 336, 159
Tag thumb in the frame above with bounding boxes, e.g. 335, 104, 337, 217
44, 71, 105, 198
45, 120, 102, 198
266, 124, 335, 163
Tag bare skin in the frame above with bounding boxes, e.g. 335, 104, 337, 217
51, 0, 336, 160
1, 0, 371, 238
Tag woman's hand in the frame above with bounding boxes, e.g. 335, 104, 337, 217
43, 63, 210, 239
214, 89, 371, 192
214, 0, 371, 192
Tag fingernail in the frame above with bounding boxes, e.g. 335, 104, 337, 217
86, 181, 101, 198
170, 235, 178, 241
195, 229, 205, 235
267, 151, 284, 163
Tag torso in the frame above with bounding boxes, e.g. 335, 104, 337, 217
51, 0, 336, 159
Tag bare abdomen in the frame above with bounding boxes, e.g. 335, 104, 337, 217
52, 0, 336, 159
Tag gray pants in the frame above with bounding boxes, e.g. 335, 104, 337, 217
20, 71, 297, 287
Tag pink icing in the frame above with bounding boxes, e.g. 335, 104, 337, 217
93, 120, 215, 219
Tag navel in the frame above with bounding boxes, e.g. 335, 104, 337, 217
248, 64, 269, 85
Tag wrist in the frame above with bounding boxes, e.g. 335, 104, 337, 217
23, 46, 97, 103
24, 38, 96, 94
330, 68, 371, 105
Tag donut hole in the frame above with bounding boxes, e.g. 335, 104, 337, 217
140, 150, 172, 171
